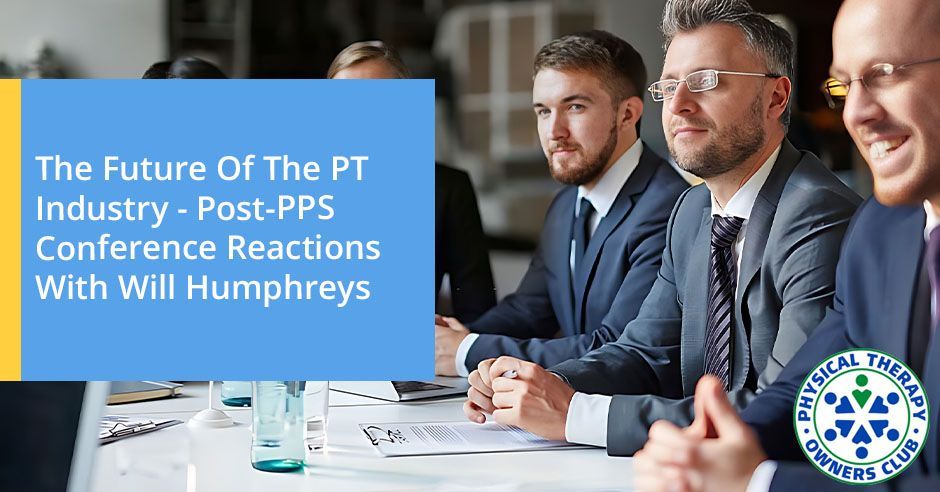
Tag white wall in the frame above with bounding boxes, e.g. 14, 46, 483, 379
0, 0, 167, 78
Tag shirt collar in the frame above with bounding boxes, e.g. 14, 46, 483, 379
923, 201, 940, 241
709, 144, 781, 220
576, 138, 644, 218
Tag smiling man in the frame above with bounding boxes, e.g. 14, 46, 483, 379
463, 0, 861, 456
634, 0, 940, 490
434, 31, 689, 376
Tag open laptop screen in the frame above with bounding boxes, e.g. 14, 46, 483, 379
0, 382, 107, 492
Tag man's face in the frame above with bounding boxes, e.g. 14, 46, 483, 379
661, 24, 772, 179
533, 68, 620, 186
833, 0, 940, 205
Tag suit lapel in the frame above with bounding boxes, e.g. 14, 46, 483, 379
544, 188, 578, 332
733, 192, 774, 388
572, 146, 658, 331
879, 210, 926, 364
735, 141, 799, 309
681, 207, 713, 394
733, 141, 800, 387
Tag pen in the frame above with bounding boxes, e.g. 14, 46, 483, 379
500, 370, 517, 379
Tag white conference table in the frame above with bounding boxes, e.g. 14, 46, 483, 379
90, 382, 634, 491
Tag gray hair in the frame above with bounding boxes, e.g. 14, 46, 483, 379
661, 0, 794, 128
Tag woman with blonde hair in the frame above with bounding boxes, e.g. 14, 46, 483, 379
327, 41, 410, 79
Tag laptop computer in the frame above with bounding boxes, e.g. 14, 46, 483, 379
108, 381, 182, 404
331, 377, 470, 402
0, 382, 109, 492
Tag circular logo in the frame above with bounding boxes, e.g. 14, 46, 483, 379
793, 349, 930, 484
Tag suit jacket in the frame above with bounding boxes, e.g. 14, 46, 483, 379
551, 139, 862, 456
742, 199, 940, 490
465, 144, 689, 368
436, 163, 496, 322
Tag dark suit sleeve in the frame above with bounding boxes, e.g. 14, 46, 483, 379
464, 243, 563, 368
769, 461, 938, 491
442, 169, 496, 322
603, 388, 760, 456
464, 199, 671, 368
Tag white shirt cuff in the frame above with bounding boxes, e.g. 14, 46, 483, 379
564, 392, 612, 447
745, 460, 778, 492
454, 333, 479, 377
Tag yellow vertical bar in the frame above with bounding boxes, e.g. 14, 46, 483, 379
0, 79, 21, 381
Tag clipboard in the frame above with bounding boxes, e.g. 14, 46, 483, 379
99, 415, 182, 444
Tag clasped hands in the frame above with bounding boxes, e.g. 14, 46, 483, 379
633, 375, 768, 492
462, 356, 575, 441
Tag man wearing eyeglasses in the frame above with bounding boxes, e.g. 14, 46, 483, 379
463, 0, 860, 456
633, 0, 940, 490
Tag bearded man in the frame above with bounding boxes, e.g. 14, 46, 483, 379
434, 30, 689, 376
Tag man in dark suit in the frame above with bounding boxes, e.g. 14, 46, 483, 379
462, 0, 860, 455
435, 163, 496, 323
326, 40, 497, 323
435, 31, 689, 375
633, 0, 940, 490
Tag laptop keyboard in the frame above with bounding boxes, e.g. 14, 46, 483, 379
391, 381, 451, 393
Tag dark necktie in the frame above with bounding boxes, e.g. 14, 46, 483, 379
924, 227, 940, 472
925, 227, 940, 331
704, 215, 745, 390
573, 197, 594, 276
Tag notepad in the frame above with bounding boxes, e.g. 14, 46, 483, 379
358, 420, 584, 456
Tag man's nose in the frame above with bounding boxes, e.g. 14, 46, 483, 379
547, 112, 569, 140
667, 82, 697, 116
842, 81, 887, 133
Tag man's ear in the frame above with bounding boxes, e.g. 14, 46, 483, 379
767, 76, 792, 121
618, 96, 644, 132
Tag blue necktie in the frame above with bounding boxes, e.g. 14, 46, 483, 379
704, 215, 744, 391
573, 197, 594, 276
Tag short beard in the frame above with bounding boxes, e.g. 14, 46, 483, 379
549, 120, 619, 186
669, 94, 766, 180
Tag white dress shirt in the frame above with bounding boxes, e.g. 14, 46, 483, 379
565, 144, 781, 447
924, 201, 940, 324
454, 139, 645, 376
747, 199, 940, 491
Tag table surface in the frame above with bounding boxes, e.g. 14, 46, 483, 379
91, 382, 634, 491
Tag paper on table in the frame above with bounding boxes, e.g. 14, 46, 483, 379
359, 420, 584, 457
100, 415, 182, 444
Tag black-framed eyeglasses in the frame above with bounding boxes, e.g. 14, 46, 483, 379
822, 56, 940, 109
648, 69, 782, 102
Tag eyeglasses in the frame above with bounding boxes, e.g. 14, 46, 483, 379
648, 69, 782, 102
822, 56, 940, 109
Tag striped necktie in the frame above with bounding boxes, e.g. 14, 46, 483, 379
704, 215, 745, 390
